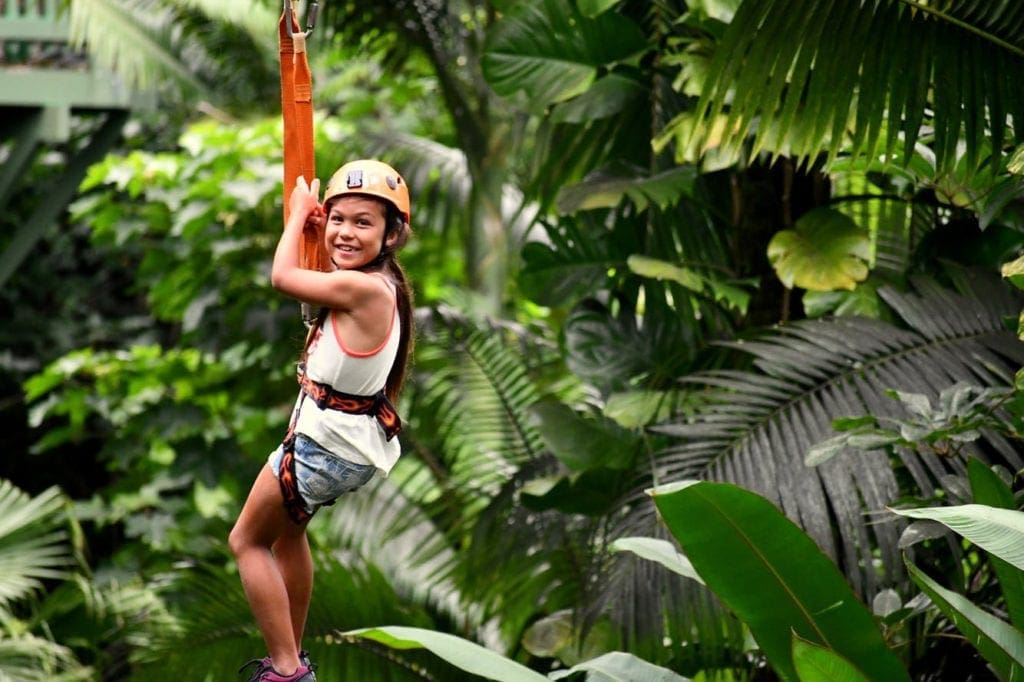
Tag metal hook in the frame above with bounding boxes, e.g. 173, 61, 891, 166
284, 0, 320, 39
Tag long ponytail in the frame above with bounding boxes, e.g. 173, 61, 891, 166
383, 258, 414, 403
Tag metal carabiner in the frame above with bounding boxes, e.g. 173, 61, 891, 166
284, 0, 320, 39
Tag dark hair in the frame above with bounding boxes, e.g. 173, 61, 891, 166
376, 202, 414, 402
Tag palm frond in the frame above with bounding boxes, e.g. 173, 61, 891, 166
322, 475, 482, 642
68, 0, 279, 109
687, 0, 1024, 171
414, 319, 548, 505
396, 312, 607, 647
642, 272, 1024, 596
0, 635, 92, 681
69, 0, 207, 94
0, 482, 72, 609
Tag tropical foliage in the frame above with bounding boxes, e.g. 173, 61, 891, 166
2, 0, 1024, 679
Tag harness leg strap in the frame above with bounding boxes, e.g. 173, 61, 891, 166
277, 434, 313, 525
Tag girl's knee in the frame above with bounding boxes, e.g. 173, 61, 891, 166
228, 522, 261, 557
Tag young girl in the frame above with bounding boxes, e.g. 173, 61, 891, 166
229, 160, 414, 682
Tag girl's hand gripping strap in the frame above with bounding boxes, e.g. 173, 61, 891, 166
279, 3, 329, 326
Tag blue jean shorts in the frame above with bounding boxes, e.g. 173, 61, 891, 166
268, 433, 376, 516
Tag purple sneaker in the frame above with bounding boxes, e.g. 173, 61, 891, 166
258, 665, 314, 682
238, 658, 314, 682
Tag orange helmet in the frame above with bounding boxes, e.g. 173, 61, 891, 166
322, 160, 411, 227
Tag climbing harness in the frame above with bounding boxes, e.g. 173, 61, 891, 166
277, 315, 403, 525
277, 369, 402, 525
279, 0, 327, 326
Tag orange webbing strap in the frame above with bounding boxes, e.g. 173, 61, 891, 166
280, 6, 328, 325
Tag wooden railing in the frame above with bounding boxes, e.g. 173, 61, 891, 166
0, 0, 71, 52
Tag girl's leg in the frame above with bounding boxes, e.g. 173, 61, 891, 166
272, 530, 313, 649
229, 464, 306, 676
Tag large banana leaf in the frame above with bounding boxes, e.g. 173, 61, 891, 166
652, 481, 909, 682
891, 504, 1024, 571
641, 272, 1024, 597
967, 458, 1024, 628
906, 560, 1024, 680
346, 626, 548, 682
686, 0, 1024, 171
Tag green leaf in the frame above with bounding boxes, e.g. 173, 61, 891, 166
552, 73, 644, 123
483, 0, 647, 108
609, 536, 705, 585
528, 402, 636, 471
967, 459, 1024, 630
345, 626, 549, 682
889, 504, 1024, 571
0, 482, 72, 608
557, 167, 697, 213
767, 208, 870, 291
521, 469, 631, 516
906, 560, 1024, 680
575, 0, 620, 18
791, 635, 870, 682
627, 255, 703, 291
1001, 254, 1024, 291
549, 651, 690, 681
650, 481, 909, 682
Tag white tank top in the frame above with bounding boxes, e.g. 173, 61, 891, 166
294, 286, 402, 474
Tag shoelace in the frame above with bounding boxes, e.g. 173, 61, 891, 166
237, 657, 272, 682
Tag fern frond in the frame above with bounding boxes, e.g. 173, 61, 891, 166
645, 273, 1024, 595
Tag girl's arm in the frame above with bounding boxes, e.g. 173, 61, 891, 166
271, 176, 390, 314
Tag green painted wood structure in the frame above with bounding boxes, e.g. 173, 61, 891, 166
0, 0, 148, 287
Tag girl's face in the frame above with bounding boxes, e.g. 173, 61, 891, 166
323, 195, 391, 270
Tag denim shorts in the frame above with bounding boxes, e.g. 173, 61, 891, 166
268, 433, 376, 516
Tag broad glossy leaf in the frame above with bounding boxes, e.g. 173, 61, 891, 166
521, 469, 632, 516
552, 73, 645, 123
767, 208, 870, 291
528, 402, 637, 471
967, 459, 1024, 629
791, 635, 870, 682
651, 481, 909, 682
890, 504, 1024, 571
609, 536, 704, 585
346, 626, 548, 682
906, 560, 1024, 680
549, 651, 689, 681
483, 0, 647, 108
